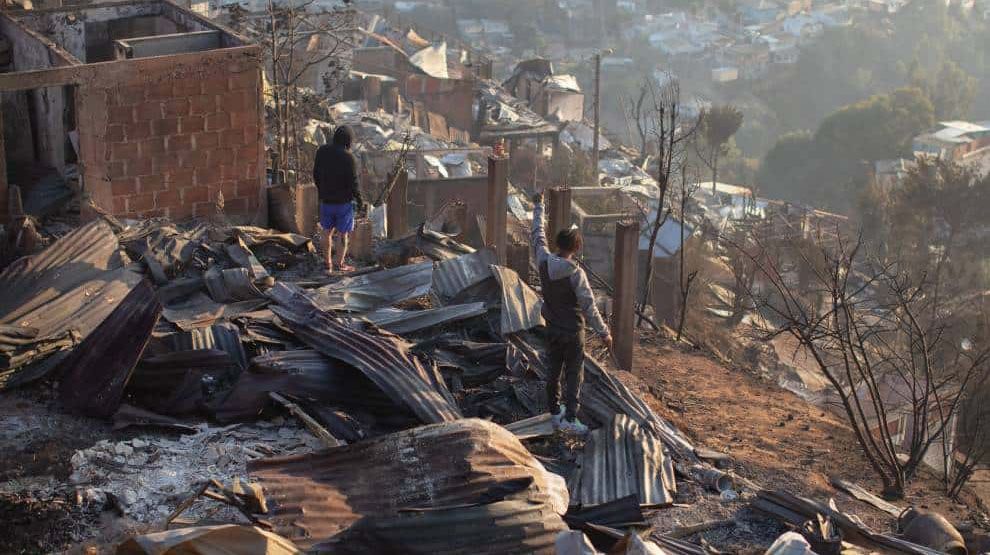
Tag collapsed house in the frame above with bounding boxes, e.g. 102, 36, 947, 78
0, 0, 265, 222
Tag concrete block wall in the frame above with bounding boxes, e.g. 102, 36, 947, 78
80, 48, 264, 221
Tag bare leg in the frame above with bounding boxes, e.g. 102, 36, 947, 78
336, 232, 353, 271
323, 228, 335, 270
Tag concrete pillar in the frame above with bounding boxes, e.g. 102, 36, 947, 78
383, 84, 400, 113
486, 155, 509, 264
386, 170, 408, 240
612, 220, 639, 372
506, 242, 530, 281
363, 76, 382, 111
547, 187, 572, 251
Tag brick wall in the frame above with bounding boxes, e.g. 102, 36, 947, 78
80, 47, 264, 221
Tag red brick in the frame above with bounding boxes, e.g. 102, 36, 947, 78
112, 196, 128, 213
110, 142, 139, 160
221, 128, 246, 147
182, 186, 210, 204
171, 203, 194, 221
155, 187, 181, 208
126, 121, 152, 141
167, 135, 193, 152
194, 166, 221, 186
201, 75, 229, 95
245, 162, 259, 180
227, 109, 257, 130
207, 148, 235, 168
139, 137, 166, 157
109, 106, 134, 124
189, 95, 216, 115
137, 208, 167, 219
193, 201, 216, 217
139, 174, 166, 193
110, 178, 137, 196
136, 102, 163, 121
220, 164, 240, 182
180, 116, 204, 134
243, 125, 260, 142
174, 79, 200, 97
237, 178, 260, 197
146, 81, 174, 100
224, 197, 249, 214
220, 180, 239, 199
164, 99, 189, 118
129, 193, 154, 212
228, 71, 257, 91
126, 156, 153, 178
107, 160, 126, 179
153, 118, 179, 137
221, 90, 251, 113
193, 131, 219, 150
205, 112, 229, 131
164, 169, 195, 187
121, 84, 148, 103
236, 145, 259, 162
107, 125, 125, 142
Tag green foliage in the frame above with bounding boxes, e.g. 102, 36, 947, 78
758, 87, 933, 211
699, 105, 744, 155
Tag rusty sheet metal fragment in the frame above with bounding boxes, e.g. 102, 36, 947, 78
57, 279, 162, 418
116, 524, 300, 555
0, 220, 143, 390
270, 283, 460, 424
362, 302, 487, 335
430, 247, 497, 301
490, 265, 543, 335
568, 414, 675, 508
311, 261, 433, 312
249, 418, 568, 553
213, 349, 418, 432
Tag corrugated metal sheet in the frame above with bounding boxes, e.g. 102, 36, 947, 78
248, 419, 568, 552
505, 413, 554, 440
312, 261, 433, 312
57, 280, 161, 418
509, 336, 696, 460
567, 414, 675, 507
563, 495, 645, 528
491, 265, 544, 335
174, 322, 248, 370
431, 248, 497, 301
204, 267, 264, 303
363, 302, 487, 335
270, 283, 461, 424
213, 349, 418, 431
0, 220, 143, 389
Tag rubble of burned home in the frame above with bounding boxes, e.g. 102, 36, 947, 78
0, 2, 988, 555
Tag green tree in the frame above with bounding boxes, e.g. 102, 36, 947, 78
756, 131, 819, 204
814, 87, 934, 162
930, 60, 977, 120
697, 105, 744, 194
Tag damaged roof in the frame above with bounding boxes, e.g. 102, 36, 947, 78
0, 220, 143, 390
248, 418, 567, 552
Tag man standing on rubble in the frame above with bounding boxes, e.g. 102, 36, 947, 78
313, 125, 364, 272
532, 191, 612, 434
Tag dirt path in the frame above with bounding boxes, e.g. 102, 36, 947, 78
605, 330, 986, 549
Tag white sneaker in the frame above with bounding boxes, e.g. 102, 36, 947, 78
558, 418, 589, 435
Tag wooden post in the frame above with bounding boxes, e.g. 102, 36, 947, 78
547, 187, 572, 251
386, 170, 408, 240
612, 220, 639, 372
486, 155, 509, 264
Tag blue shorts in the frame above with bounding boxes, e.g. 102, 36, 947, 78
320, 202, 354, 233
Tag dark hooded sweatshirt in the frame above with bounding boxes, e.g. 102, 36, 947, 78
313, 136, 363, 205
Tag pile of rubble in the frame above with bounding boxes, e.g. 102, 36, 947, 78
0, 213, 972, 554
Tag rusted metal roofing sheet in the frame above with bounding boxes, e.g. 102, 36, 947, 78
431, 248, 497, 301
0, 220, 143, 390
509, 336, 696, 460
248, 418, 568, 552
213, 349, 418, 431
312, 261, 434, 312
270, 283, 460, 424
57, 279, 161, 418
174, 322, 248, 370
567, 414, 675, 507
362, 302, 487, 334
491, 265, 544, 335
